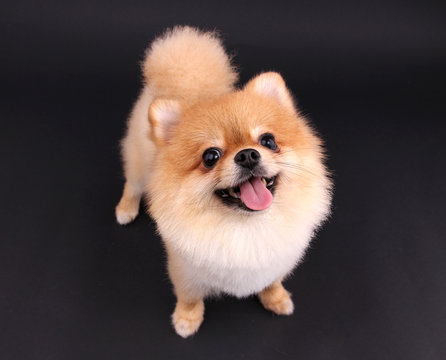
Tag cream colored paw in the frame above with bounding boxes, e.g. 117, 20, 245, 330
115, 207, 138, 225
116, 183, 142, 225
115, 199, 140, 225
259, 282, 294, 315
172, 300, 204, 338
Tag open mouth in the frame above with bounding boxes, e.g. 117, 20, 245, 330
215, 175, 278, 212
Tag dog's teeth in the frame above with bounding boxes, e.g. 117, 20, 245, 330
267, 178, 274, 186
261, 177, 267, 186
229, 188, 240, 198
228, 188, 239, 198
217, 189, 229, 197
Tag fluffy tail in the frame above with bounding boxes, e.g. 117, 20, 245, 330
142, 26, 238, 102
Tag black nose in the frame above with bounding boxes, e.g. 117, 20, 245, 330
234, 148, 261, 169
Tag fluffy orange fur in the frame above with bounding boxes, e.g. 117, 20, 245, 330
143, 26, 237, 102
116, 26, 332, 338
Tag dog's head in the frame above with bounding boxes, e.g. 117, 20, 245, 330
148, 72, 329, 218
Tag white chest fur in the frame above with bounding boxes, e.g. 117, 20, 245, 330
162, 207, 316, 297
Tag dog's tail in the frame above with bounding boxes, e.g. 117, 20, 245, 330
142, 26, 238, 102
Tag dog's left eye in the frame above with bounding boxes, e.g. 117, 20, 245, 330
202, 148, 221, 168
259, 133, 277, 151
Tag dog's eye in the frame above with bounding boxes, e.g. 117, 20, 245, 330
259, 133, 277, 151
202, 148, 221, 168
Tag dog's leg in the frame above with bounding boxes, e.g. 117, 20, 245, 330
115, 180, 142, 225
115, 86, 155, 225
167, 250, 205, 338
258, 280, 294, 315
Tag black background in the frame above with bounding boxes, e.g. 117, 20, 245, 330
1, 1, 446, 359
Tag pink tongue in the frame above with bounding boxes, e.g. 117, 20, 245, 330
239, 177, 273, 211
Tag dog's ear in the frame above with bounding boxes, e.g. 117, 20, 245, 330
149, 99, 181, 145
244, 72, 295, 111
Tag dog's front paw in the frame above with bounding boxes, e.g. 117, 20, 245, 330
172, 300, 204, 338
259, 282, 294, 315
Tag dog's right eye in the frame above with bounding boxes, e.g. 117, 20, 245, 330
202, 148, 221, 168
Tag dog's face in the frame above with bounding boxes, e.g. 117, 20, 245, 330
148, 72, 327, 218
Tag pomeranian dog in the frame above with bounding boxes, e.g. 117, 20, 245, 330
116, 26, 332, 338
